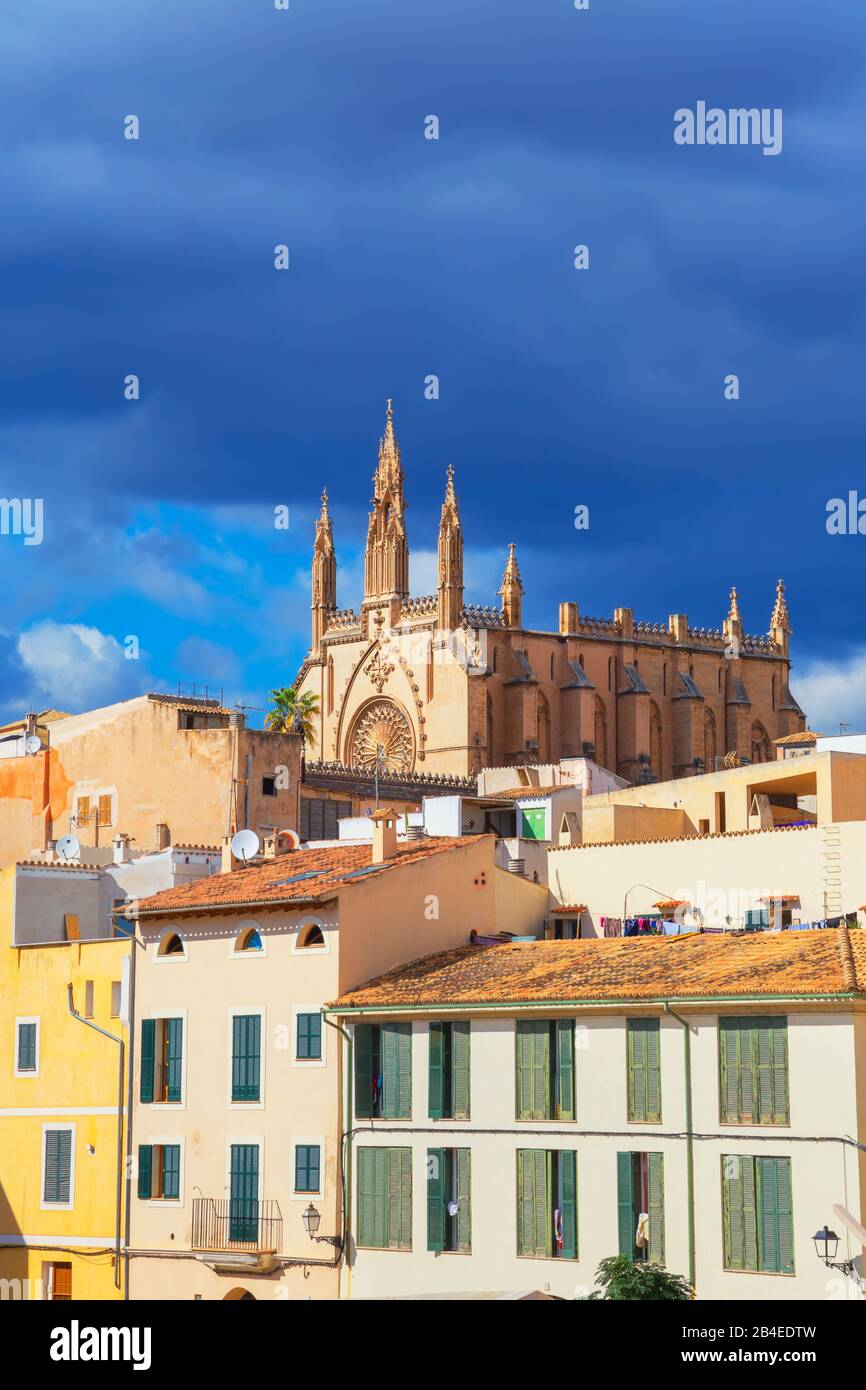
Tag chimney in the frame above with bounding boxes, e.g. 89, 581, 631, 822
370, 808, 399, 863
221, 834, 241, 874
155, 822, 171, 850
229, 709, 246, 729
113, 832, 132, 865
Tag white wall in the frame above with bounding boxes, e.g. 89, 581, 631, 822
344, 1009, 863, 1301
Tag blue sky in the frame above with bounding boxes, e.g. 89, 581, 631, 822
1, 0, 865, 729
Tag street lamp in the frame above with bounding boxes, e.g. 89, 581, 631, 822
813, 1225, 855, 1275
302, 1203, 343, 1250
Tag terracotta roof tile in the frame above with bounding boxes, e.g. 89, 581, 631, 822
493, 786, 564, 799
774, 731, 820, 745
330, 928, 866, 1009
135, 835, 484, 916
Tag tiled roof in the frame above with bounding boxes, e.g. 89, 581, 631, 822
330, 928, 866, 1009
134, 836, 482, 916
551, 905, 587, 914
775, 731, 820, 746
492, 786, 565, 799
147, 693, 233, 716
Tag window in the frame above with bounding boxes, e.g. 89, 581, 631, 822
110, 982, 122, 1019
113, 899, 134, 937
617, 1151, 664, 1264
64, 914, 80, 942
427, 1147, 471, 1253
722, 1155, 794, 1274
298, 924, 325, 949
719, 1017, 789, 1124
744, 907, 769, 931
515, 1020, 574, 1121
229, 1144, 260, 1243
84, 981, 94, 1018
75, 796, 91, 826
516, 1149, 577, 1259
294, 1144, 321, 1194
44, 1262, 72, 1301
297, 1013, 322, 1061
355, 1023, 411, 1119
261, 776, 277, 796
299, 797, 352, 841
140, 1018, 183, 1103
231, 1014, 262, 1102
235, 926, 263, 952
137, 1144, 181, 1200
357, 1147, 412, 1249
157, 932, 185, 957
98, 793, 113, 827
428, 1022, 470, 1120
552, 918, 578, 940
627, 1019, 661, 1122
15, 1019, 39, 1075
43, 1127, 73, 1206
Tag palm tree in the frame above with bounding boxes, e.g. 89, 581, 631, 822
265, 687, 320, 749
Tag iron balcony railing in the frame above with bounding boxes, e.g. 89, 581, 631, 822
191, 1197, 283, 1253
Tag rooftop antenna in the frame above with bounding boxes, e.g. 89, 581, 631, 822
56, 833, 81, 863
230, 828, 260, 865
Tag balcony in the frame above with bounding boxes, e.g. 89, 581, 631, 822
191, 1197, 283, 1257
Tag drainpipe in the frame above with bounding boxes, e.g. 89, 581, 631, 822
323, 1013, 353, 1297
67, 984, 125, 1289
664, 1002, 696, 1292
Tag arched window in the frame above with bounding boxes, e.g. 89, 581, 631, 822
593, 696, 608, 770
157, 932, 185, 958
750, 721, 772, 765
704, 707, 717, 772
235, 926, 263, 953
772, 674, 776, 710
298, 924, 325, 949
486, 692, 494, 762
537, 692, 551, 764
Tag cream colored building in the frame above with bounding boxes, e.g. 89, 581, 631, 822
329, 930, 866, 1300
126, 825, 546, 1300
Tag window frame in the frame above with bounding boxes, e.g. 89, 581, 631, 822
41, 1123, 75, 1211
138, 1139, 184, 1205
294, 1008, 325, 1067
14, 1016, 40, 1078
227, 1007, 266, 1108
292, 1137, 324, 1199
140, 1011, 187, 1108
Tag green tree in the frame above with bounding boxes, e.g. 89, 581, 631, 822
585, 1255, 693, 1301
265, 687, 320, 748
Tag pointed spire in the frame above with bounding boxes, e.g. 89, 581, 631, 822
771, 578, 790, 631
320, 486, 330, 520
437, 466, 463, 631
727, 586, 741, 623
365, 397, 409, 607
499, 543, 524, 628
311, 485, 337, 653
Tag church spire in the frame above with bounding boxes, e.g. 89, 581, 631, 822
311, 487, 336, 654
770, 578, 791, 655
364, 398, 409, 612
437, 465, 463, 632
727, 586, 741, 624
499, 542, 524, 628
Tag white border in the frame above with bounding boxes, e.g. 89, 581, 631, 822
292, 1006, 327, 1069
290, 1135, 325, 1200
40, 1122, 75, 1211
227, 1007, 266, 1109
14, 1016, 40, 1078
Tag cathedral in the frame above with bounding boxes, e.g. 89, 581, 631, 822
294, 402, 806, 783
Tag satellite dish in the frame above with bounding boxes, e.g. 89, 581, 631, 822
230, 828, 260, 864
56, 834, 81, 863
24, 735, 42, 755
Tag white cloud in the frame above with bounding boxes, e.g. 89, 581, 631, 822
17, 621, 151, 713
792, 650, 866, 735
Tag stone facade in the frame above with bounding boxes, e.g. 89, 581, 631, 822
295, 403, 806, 783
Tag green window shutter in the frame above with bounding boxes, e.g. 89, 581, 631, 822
452, 1021, 471, 1120
44, 1130, 71, 1203
297, 1013, 321, 1060
382, 1023, 412, 1119
140, 1018, 155, 1103
756, 1156, 793, 1274
166, 1018, 183, 1102
616, 1151, 635, 1257
137, 1144, 153, 1200
723, 1155, 758, 1271
428, 1024, 444, 1120
558, 1151, 577, 1260
774, 1158, 794, 1274
295, 1144, 320, 1193
627, 1020, 645, 1121
387, 1148, 412, 1250
427, 1147, 445, 1251
754, 1018, 789, 1125
645, 1021, 661, 1122
516, 1021, 551, 1120
162, 1145, 180, 1200
357, 1149, 376, 1246
719, 1018, 744, 1123
555, 1021, 575, 1121
354, 1025, 375, 1119
456, 1148, 472, 1253
647, 1152, 665, 1265
517, 1149, 551, 1257
232, 1015, 261, 1102
17, 1022, 37, 1071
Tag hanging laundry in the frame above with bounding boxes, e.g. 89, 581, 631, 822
635, 1212, 650, 1249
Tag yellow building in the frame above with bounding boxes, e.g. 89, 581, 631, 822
0, 861, 131, 1301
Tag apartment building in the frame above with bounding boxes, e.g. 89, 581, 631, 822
328, 928, 866, 1300
125, 820, 546, 1301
